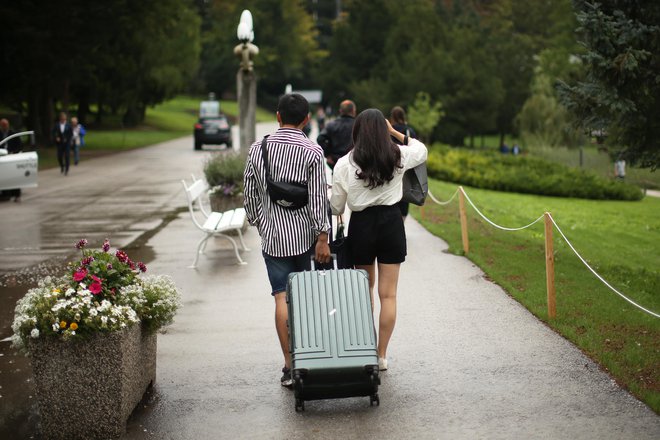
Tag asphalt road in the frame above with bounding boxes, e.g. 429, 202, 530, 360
1, 129, 659, 439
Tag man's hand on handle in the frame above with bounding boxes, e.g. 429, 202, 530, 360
315, 232, 331, 264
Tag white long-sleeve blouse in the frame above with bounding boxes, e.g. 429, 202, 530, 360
330, 138, 428, 214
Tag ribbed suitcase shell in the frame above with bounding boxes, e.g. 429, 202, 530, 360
287, 268, 380, 410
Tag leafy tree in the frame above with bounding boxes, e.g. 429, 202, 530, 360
517, 49, 585, 148
0, 0, 200, 140
558, 0, 660, 169
321, 0, 393, 108
408, 92, 445, 143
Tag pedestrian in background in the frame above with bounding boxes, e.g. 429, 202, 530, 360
389, 106, 418, 219
315, 106, 326, 131
243, 93, 331, 388
614, 154, 626, 180
70, 116, 86, 166
0, 118, 23, 202
330, 108, 428, 372
52, 112, 73, 175
317, 100, 356, 169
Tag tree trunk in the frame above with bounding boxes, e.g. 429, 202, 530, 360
27, 86, 45, 144
96, 98, 104, 125
62, 80, 71, 114
499, 131, 505, 147
77, 91, 90, 125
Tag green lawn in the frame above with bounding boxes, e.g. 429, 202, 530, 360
527, 145, 660, 190
412, 180, 660, 412
37, 96, 275, 170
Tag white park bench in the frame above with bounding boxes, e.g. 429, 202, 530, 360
181, 176, 249, 268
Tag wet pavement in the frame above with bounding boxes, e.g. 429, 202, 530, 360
0, 124, 278, 439
1, 123, 659, 439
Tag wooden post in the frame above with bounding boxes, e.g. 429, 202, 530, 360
458, 187, 469, 254
544, 212, 556, 319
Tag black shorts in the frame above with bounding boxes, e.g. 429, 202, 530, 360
348, 204, 406, 265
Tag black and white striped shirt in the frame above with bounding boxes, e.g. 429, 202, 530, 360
244, 128, 330, 257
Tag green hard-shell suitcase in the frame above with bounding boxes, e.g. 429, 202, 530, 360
286, 257, 380, 411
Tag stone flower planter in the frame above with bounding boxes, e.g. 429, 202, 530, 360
29, 324, 156, 439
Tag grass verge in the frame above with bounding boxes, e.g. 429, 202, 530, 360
412, 179, 660, 413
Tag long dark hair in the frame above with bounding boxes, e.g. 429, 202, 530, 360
351, 108, 402, 189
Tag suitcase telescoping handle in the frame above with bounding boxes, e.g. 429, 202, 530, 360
310, 254, 338, 271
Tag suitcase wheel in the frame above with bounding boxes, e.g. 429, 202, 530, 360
370, 393, 380, 407
295, 398, 305, 412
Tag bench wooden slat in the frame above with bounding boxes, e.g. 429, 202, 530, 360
215, 211, 234, 231
228, 208, 246, 227
202, 212, 223, 231
187, 180, 207, 202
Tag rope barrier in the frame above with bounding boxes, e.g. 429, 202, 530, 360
459, 188, 545, 231
427, 188, 459, 205
548, 214, 660, 319
425, 184, 659, 319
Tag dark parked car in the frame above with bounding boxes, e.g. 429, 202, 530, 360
194, 115, 232, 150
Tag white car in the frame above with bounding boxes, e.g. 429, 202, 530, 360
0, 131, 38, 191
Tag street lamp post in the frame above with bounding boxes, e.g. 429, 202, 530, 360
234, 10, 259, 152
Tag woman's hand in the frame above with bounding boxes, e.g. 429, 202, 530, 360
386, 118, 405, 144
385, 118, 396, 135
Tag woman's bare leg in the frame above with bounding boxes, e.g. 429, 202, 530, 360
356, 264, 376, 310
376, 263, 401, 359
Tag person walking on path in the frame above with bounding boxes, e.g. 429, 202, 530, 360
52, 112, 73, 175
330, 109, 427, 371
243, 93, 331, 387
389, 106, 418, 219
70, 117, 86, 166
317, 99, 356, 169
0, 118, 24, 202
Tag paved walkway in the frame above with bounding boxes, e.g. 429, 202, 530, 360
123, 201, 659, 438
0, 129, 658, 439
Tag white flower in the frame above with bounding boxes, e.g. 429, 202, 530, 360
52, 323, 59, 332
101, 316, 108, 324
30, 329, 40, 338
89, 309, 98, 317
65, 288, 75, 297
71, 331, 76, 336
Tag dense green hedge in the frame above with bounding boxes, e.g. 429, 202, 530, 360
427, 147, 644, 200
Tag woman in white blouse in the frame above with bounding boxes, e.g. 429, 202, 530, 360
330, 108, 427, 371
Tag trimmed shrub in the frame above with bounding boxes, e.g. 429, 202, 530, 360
427, 146, 644, 201
203, 152, 246, 196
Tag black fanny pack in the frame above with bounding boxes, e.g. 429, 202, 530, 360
261, 136, 309, 210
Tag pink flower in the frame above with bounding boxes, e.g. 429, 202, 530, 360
75, 239, 88, 250
90, 275, 102, 283
89, 282, 102, 295
137, 262, 147, 273
73, 268, 88, 282
102, 239, 110, 252
115, 250, 129, 263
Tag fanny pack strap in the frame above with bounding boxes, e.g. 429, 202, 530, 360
260, 135, 272, 182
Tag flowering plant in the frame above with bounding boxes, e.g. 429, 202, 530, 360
11, 239, 181, 351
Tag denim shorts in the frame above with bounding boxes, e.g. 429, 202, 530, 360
262, 247, 314, 295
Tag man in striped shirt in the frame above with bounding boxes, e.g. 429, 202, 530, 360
243, 93, 331, 387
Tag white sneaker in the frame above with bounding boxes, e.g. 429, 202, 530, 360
378, 357, 388, 371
